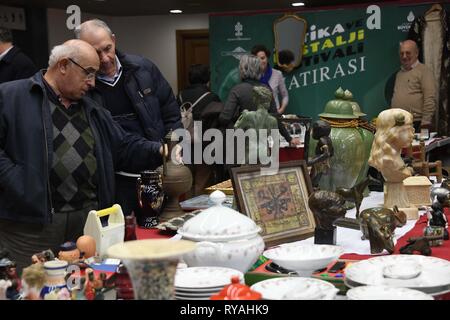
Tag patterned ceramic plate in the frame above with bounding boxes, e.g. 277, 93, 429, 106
346, 286, 434, 300
345, 255, 450, 295
174, 266, 244, 289
250, 277, 339, 300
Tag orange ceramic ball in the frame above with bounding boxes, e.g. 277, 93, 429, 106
76, 235, 96, 259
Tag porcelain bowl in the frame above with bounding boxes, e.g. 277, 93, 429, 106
182, 234, 264, 273
263, 243, 344, 276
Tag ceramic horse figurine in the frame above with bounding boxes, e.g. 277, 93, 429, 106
335, 177, 371, 219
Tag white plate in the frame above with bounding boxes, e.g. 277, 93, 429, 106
175, 296, 210, 300
175, 286, 224, 294
263, 244, 344, 276
347, 286, 434, 300
345, 255, 450, 295
174, 266, 244, 289
175, 292, 216, 299
250, 277, 339, 300
175, 290, 221, 297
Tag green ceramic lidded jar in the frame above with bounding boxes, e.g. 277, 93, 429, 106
343, 90, 375, 189
315, 88, 365, 192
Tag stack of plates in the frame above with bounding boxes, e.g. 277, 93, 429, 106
174, 266, 244, 300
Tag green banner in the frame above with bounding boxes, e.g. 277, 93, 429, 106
210, 3, 449, 121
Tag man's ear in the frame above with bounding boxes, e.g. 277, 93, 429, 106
58, 58, 70, 74
111, 33, 116, 44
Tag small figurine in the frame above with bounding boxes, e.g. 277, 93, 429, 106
76, 235, 97, 259
234, 86, 278, 165
308, 120, 333, 189
21, 263, 46, 300
365, 212, 396, 254
71, 277, 87, 300
124, 213, 138, 241
399, 237, 433, 256
84, 268, 96, 300
0, 279, 11, 300
58, 241, 82, 264
424, 201, 449, 243
308, 191, 346, 245
359, 206, 407, 240
335, 177, 371, 219
31, 249, 55, 264
0, 254, 21, 299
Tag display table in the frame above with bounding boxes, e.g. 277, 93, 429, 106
136, 193, 449, 261
136, 189, 450, 299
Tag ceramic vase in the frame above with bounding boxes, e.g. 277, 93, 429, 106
318, 127, 366, 191
40, 260, 68, 299
136, 170, 165, 228
107, 239, 195, 300
157, 131, 193, 221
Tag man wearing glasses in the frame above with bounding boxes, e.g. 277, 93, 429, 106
75, 19, 181, 222
0, 39, 165, 272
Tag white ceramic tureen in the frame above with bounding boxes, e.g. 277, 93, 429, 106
177, 191, 265, 273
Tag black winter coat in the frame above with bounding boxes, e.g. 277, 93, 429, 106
90, 51, 182, 145
0, 46, 37, 84
0, 72, 162, 224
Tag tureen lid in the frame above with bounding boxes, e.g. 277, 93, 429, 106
177, 191, 261, 241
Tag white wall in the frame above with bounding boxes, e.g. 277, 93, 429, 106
47, 8, 112, 50
47, 9, 209, 93
111, 14, 209, 94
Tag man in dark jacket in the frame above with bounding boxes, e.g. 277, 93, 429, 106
0, 39, 164, 272
75, 19, 182, 222
0, 27, 37, 84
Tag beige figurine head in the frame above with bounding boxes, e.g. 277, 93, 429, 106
369, 108, 414, 182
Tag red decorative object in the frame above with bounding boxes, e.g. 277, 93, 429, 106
210, 276, 262, 300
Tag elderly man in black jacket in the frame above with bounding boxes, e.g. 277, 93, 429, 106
75, 19, 181, 222
0, 39, 164, 272
0, 27, 37, 84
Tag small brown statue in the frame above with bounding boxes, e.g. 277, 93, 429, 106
308, 120, 333, 189
335, 177, 371, 219
308, 191, 346, 245
364, 211, 396, 254
360, 207, 399, 242
399, 237, 433, 256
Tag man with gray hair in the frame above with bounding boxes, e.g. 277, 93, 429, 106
0, 27, 36, 83
75, 19, 181, 222
0, 39, 164, 272
391, 39, 437, 131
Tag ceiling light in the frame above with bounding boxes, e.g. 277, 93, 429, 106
291, 2, 305, 6
170, 9, 183, 14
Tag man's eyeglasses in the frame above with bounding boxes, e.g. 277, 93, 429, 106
68, 58, 96, 80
